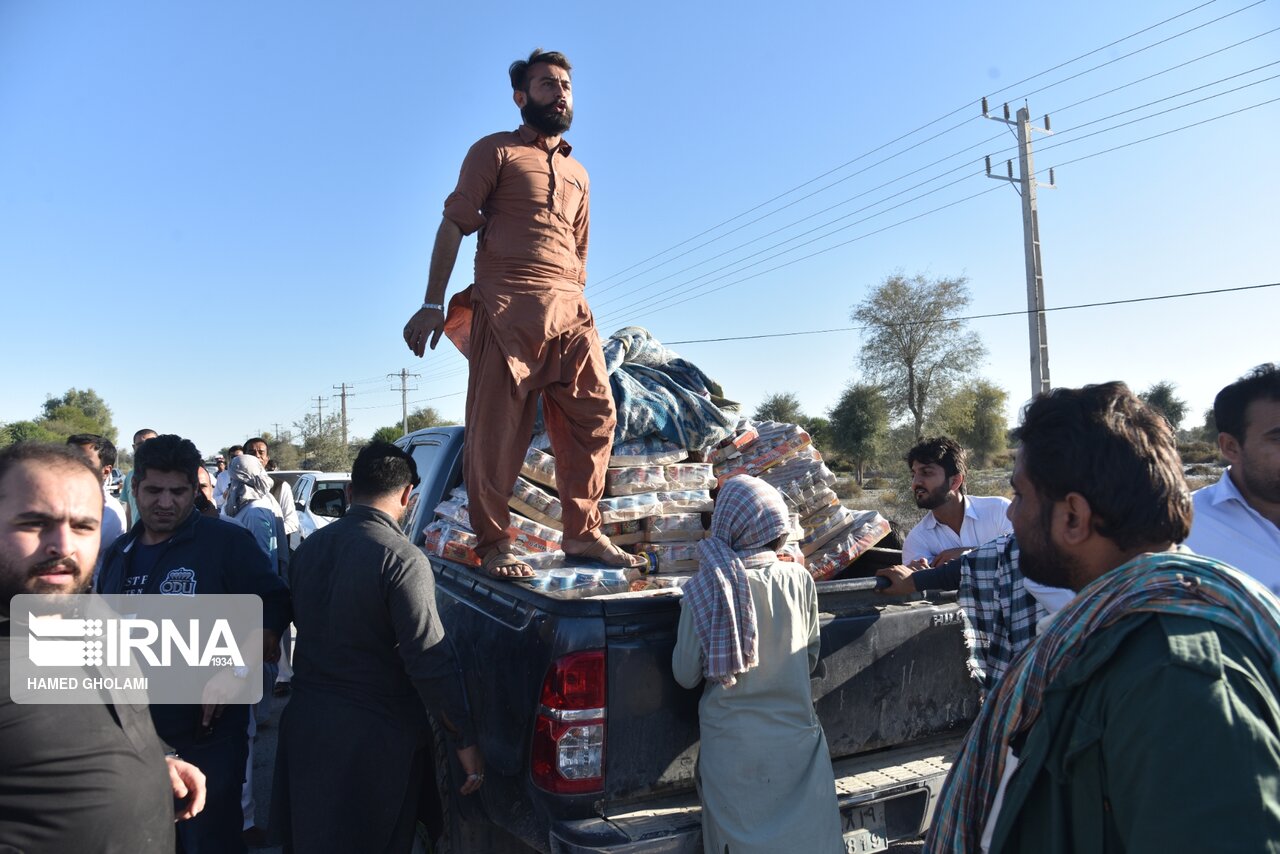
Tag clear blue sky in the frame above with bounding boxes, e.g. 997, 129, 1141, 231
2, 0, 1277, 458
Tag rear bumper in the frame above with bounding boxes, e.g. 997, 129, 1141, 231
547, 733, 962, 854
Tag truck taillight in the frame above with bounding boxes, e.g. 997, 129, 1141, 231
531, 651, 606, 794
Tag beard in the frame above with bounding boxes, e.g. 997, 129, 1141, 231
1238, 458, 1280, 505
1016, 521, 1082, 591
0, 554, 91, 605
914, 483, 949, 510
521, 96, 572, 136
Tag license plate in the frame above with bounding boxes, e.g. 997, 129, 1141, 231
842, 802, 888, 854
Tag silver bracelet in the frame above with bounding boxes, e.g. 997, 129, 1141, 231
421, 301, 444, 312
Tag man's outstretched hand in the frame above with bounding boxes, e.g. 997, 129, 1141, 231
404, 307, 445, 357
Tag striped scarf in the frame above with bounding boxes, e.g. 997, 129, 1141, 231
683, 475, 790, 687
928, 548, 1280, 852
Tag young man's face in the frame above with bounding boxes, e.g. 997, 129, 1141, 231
0, 462, 101, 601
196, 467, 216, 506
1226, 397, 1280, 507
910, 461, 958, 510
72, 443, 108, 483
135, 470, 195, 537
516, 62, 573, 135
1008, 451, 1082, 591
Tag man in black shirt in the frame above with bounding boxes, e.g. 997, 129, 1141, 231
0, 442, 205, 852
272, 442, 481, 851
99, 435, 290, 854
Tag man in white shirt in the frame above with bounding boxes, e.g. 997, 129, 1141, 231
900, 436, 1012, 566
66, 433, 127, 580
1185, 363, 1280, 591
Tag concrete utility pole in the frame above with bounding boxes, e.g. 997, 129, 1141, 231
388, 369, 420, 435
332, 383, 351, 447
984, 99, 1056, 399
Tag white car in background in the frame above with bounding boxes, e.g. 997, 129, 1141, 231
293, 472, 351, 545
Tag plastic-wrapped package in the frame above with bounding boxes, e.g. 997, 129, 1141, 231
628, 574, 693, 593
521, 551, 568, 571
789, 487, 840, 521
635, 542, 701, 572
509, 477, 564, 530
433, 497, 471, 528
530, 566, 638, 599
656, 489, 714, 515
800, 505, 858, 557
520, 446, 559, 490
713, 422, 812, 486
663, 463, 715, 490
761, 448, 836, 495
643, 513, 707, 543
807, 512, 892, 582
609, 436, 688, 467
601, 518, 645, 545
507, 513, 563, 553
604, 465, 668, 496
422, 521, 481, 567
707, 420, 760, 464
598, 492, 662, 524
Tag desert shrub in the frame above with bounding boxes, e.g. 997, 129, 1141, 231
833, 478, 862, 499
1179, 441, 1220, 465
864, 476, 892, 490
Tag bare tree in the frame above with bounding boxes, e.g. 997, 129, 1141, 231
853, 273, 985, 439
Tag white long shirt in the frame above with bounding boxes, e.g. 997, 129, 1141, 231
1185, 468, 1280, 594
902, 494, 1013, 565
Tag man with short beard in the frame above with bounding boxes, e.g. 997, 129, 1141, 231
1186, 363, 1280, 591
900, 436, 1012, 566
400, 48, 645, 581
98, 434, 290, 854
928, 383, 1280, 853
0, 442, 206, 851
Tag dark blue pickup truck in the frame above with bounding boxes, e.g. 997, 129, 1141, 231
396, 426, 979, 853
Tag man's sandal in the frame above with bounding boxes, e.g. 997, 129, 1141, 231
562, 533, 648, 569
480, 549, 536, 581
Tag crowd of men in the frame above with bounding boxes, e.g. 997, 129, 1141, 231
2, 39, 1279, 854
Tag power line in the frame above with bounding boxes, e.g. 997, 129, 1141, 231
661, 282, 1280, 346
586, 0, 1242, 289
593, 53, 1280, 321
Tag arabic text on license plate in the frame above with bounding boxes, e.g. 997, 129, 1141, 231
842, 802, 888, 854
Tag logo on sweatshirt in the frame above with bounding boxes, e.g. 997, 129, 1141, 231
158, 568, 197, 596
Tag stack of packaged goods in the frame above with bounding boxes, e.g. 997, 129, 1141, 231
421, 485, 566, 570
708, 419, 891, 581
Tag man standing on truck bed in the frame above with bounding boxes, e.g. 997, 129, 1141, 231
929, 382, 1280, 853
401, 48, 645, 580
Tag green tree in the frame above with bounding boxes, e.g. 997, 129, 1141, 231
1138, 381, 1189, 431
2, 420, 60, 445
852, 273, 986, 440
932, 379, 1010, 467
804, 416, 830, 452
294, 412, 353, 472
37, 388, 118, 443
1199, 407, 1218, 443
372, 426, 403, 445
753, 392, 806, 425
827, 384, 889, 484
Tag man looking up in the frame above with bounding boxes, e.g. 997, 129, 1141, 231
400, 48, 645, 580
67, 433, 128, 578
1186, 363, 1280, 591
900, 436, 1011, 566
98, 434, 290, 854
273, 442, 481, 851
0, 443, 206, 850
928, 383, 1280, 852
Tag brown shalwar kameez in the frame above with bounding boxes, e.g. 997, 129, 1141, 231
441, 124, 614, 555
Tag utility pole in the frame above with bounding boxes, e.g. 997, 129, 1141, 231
388, 369, 420, 435
332, 383, 351, 447
313, 396, 326, 428
272, 422, 283, 440
984, 99, 1056, 399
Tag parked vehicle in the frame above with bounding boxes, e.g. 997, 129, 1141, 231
293, 471, 352, 548
396, 426, 979, 854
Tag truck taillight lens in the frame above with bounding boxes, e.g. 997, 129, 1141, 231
532, 651, 606, 794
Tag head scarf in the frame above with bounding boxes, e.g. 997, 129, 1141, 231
222, 454, 275, 519
683, 475, 791, 687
